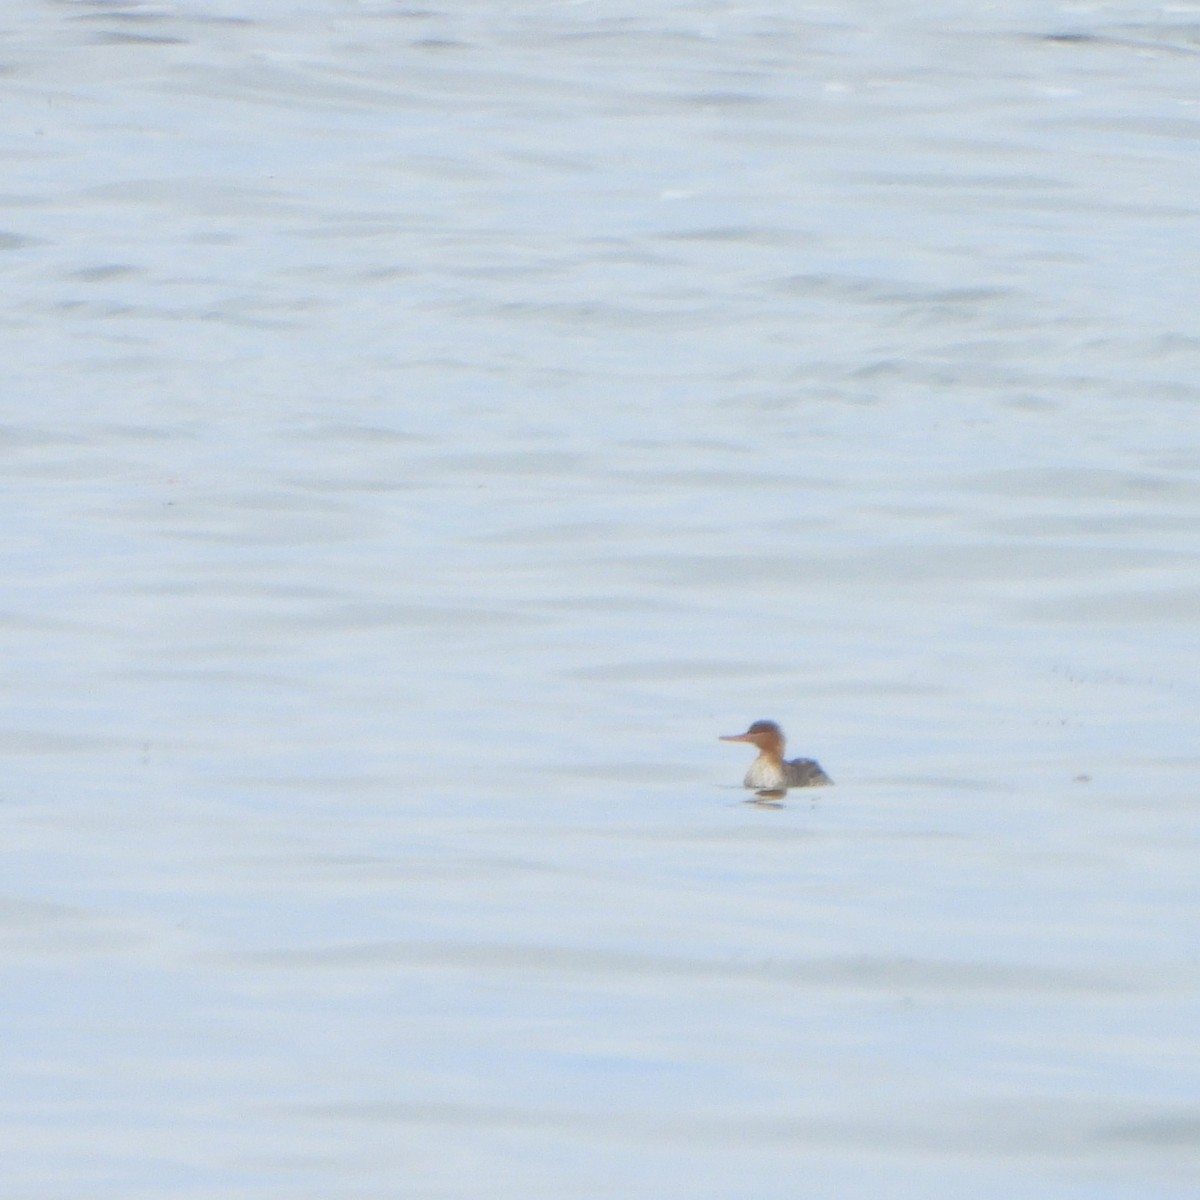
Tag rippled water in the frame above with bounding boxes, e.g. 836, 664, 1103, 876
4, 2, 1200, 1196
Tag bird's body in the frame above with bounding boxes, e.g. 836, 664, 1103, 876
742, 753, 831, 790
720, 720, 832, 790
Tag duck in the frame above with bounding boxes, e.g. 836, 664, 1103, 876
719, 720, 832, 789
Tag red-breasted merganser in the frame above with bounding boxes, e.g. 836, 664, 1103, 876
720, 720, 832, 789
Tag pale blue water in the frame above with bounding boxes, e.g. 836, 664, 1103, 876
2, 2, 1199, 1197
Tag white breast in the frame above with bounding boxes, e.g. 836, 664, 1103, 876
744, 759, 786, 789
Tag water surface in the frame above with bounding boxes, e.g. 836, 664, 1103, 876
3, 2, 1199, 1197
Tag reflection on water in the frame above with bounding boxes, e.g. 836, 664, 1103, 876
2, 1, 1199, 1197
